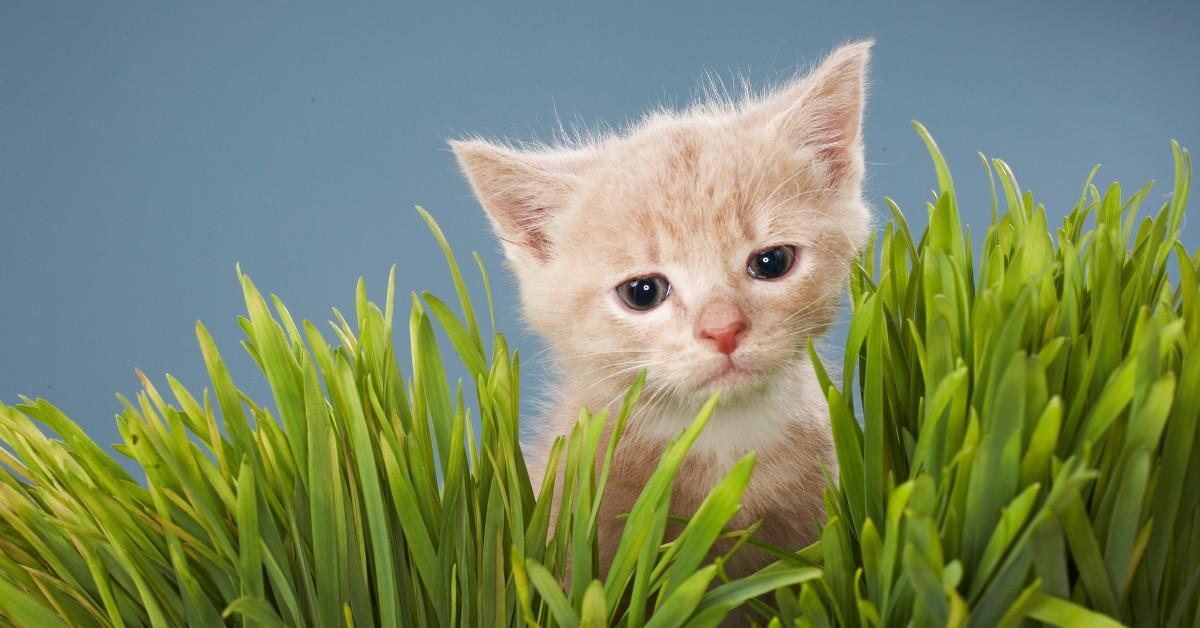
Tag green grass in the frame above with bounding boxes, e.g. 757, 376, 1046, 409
1, 125, 1196, 627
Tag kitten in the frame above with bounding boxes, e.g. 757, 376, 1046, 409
451, 41, 872, 577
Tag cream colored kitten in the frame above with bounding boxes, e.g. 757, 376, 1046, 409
452, 41, 872, 576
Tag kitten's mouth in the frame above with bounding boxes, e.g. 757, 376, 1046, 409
703, 360, 758, 390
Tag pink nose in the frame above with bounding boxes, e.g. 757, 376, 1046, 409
700, 321, 747, 356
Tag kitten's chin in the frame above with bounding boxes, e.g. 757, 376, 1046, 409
693, 358, 773, 399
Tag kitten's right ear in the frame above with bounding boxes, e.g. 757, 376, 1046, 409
450, 139, 585, 265
752, 40, 872, 191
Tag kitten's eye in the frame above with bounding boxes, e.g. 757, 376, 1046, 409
616, 275, 671, 311
747, 245, 797, 280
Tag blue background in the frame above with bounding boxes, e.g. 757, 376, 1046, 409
3, 2, 1198, 460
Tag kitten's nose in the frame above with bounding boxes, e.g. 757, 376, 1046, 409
700, 302, 744, 355
700, 321, 747, 355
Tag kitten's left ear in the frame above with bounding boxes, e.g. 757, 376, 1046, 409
756, 40, 872, 189
450, 139, 590, 266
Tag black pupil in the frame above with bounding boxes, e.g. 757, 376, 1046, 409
628, 279, 659, 308
750, 247, 793, 278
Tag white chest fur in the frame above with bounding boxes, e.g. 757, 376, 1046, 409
626, 368, 830, 469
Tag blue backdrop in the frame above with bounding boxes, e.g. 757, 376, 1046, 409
3, 2, 1198, 460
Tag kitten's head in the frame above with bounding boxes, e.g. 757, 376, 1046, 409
452, 42, 872, 409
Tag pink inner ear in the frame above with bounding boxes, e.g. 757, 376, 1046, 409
492, 190, 554, 261
818, 142, 855, 186
811, 85, 864, 185
523, 211, 552, 260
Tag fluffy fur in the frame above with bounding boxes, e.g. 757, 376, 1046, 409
452, 41, 873, 575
